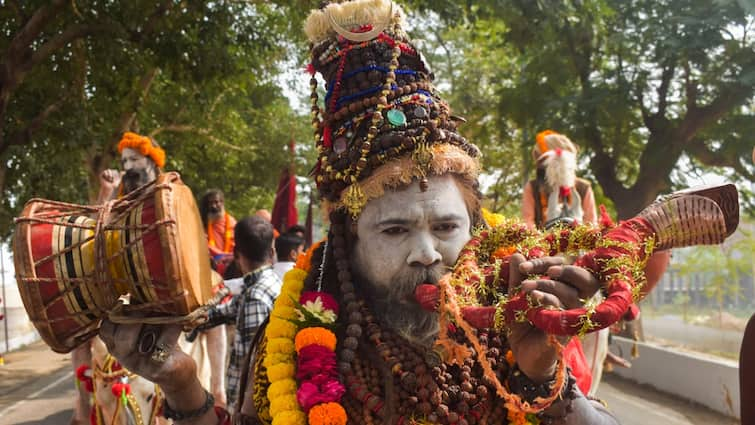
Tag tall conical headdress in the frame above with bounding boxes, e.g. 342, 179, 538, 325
306, 0, 481, 217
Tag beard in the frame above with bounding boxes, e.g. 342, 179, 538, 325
207, 206, 223, 220
353, 262, 447, 348
122, 168, 152, 194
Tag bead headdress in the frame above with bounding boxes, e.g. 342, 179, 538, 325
306, 0, 481, 217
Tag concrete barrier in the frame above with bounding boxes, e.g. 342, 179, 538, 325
610, 336, 739, 419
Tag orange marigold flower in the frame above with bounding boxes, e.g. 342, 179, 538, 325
506, 350, 516, 367
308, 402, 347, 425
492, 245, 517, 260
295, 239, 326, 272
294, 327, 337, 354
507, 408, 528, 425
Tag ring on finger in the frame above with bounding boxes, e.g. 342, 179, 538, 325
137, 325, 160, 355
151, 343, 171, 363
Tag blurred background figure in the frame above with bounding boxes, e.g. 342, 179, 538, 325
521, 130, 596, 229
519, 130, 613, 396
272, 233, 304, 280
200, 189, 237, 276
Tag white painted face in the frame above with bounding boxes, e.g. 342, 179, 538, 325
352, 174, 472, 297
120, 147, 153, 173
120, 147, 157, 193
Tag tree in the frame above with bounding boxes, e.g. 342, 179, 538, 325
412, 0, 755, 219
676, 232, 753, 323
0, 1, 315, 237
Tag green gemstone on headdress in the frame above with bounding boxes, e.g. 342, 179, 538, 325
387, 109, 407, 127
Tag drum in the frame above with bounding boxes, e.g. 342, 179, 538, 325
13, 172, 212, 353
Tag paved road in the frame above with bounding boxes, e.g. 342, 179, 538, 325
598, 374, 738, 425
0, 341, 739, 424
0, 370, 738, 424
0, 367, 75, 425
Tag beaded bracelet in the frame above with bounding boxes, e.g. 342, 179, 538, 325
162, 390, 215, 421
507, 364, 577, 407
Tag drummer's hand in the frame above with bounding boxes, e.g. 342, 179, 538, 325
99, 320, 198, 396
507, 254, 600, 383
99, 169, 122, 193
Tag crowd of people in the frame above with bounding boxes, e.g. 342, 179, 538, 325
59, 1, 734, 425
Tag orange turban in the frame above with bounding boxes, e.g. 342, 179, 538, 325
117, 132, 166, 168
535, 129, 559, 156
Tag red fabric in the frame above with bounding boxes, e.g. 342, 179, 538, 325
564, 338, 592, 395
215, 406, 232, 425
598, 204, 615, 229
76, 364, 94, 393
271, 140, 298, 232
624, 303, 641, 321
304, 194, 313, 248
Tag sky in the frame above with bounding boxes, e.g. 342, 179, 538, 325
0, 242, 13, 287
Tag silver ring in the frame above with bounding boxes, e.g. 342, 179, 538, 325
137, 326, 160, 354
150, 344, 170, 363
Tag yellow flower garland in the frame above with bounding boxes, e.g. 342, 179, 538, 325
265, 240, 349, 425
265, 267, 309, 425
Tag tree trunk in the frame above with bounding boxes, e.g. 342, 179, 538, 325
85, 67, 159, 203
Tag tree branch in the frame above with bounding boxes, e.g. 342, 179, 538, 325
430, 27, 456, 90
4, 95, 67, 148
655, 58, 675, 118
638, 90, 654, 130
26, 22, 119, 74
683, 60, 697, 112
113, 67, 160, 141
127, 0, 178, 43
149, 125, 243, 151
1, 0, 66, 71
5, 0, 28, 22
686, 137, 755, 180
680, 83, 753, 140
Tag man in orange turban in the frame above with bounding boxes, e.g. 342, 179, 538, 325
70, 132, 167, 424
98, 132, 166, 201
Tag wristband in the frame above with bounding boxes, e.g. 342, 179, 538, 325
162, 389, 215, 421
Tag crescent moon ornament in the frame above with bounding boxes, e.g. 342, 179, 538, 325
325, 1, 394, 42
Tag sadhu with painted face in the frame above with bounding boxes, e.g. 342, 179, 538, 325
97, 1, 739, 424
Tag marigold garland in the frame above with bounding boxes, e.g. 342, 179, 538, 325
269, 394, 300, 417
266, 320, 298, 339
264, 240, 346, 425
294, 327, 337, 353
308, 402, 347, 425
273, 410, 308, 425
264, 265, 309, 423
267, 363, 296, 382
267, 338, 295, 356
268, 379, 298, 399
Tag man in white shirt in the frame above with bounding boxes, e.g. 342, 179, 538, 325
272, 233, 304, 280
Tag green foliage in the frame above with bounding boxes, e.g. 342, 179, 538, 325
0, 1, 316, 239
676, 231, 753, 313
409, 0, 755, 219
2, 0, 753, 241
